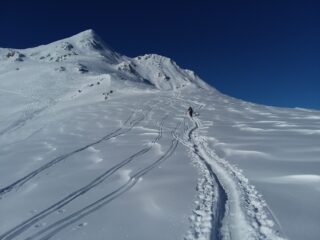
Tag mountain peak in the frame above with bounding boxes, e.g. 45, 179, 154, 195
70, 29, 99, 42
61, 29, 121, 63
67, 29, 107, 51
0, 30, 208, 90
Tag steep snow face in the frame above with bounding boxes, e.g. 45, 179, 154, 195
129, 54, 209, 90
27, 29, 121, 64
1, 30, 319, 240
115, 54, 210, 90
0, 30, 121, 65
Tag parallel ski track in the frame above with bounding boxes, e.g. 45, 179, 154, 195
186, 100, 284, 240
163, 95, 227, 239
188, 117, 227, 240
168, 95, 227, 240
0, 114, 168, 240
0, 103, 153, 198
194, 118, 287, 240
22, 118, 183, 240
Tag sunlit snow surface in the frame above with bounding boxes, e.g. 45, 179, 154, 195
0, 30, 319, 240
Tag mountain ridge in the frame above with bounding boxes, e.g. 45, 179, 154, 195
0, 29, 211, 91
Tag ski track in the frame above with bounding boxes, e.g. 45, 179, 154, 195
0, 101, 154, 198
170, 100, 226, 240
187, 116, 227, 240
0, 106, 46, 137
0, 113, 168, 240
182, 99, 286, 240
19, 116, 184, 240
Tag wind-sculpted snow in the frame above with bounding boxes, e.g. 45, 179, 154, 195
1, 30, 319, 240
0, 114, 169, 240
0, 103, 152, 197
23, 120, 181, 240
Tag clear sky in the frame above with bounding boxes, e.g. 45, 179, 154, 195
1, 0, 319, 109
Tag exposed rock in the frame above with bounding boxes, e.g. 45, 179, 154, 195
77, 64, 89, 73
6, 50, 26, 62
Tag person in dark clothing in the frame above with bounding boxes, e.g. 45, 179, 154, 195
188, 107, 193, 117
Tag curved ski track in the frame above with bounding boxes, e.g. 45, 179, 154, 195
0, 102, 154, 198
18, 117, 184, 240
188, 117, 227, 240
0, 113, 168, 240
183, 100, 285, 240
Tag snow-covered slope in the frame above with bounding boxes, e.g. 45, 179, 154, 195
0, 30, 319, 240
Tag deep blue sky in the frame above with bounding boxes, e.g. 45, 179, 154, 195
1, 0, 319, 109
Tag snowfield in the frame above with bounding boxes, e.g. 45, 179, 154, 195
0, 30, 319, 240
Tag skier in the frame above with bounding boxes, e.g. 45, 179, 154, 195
188, 107, 193, 117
